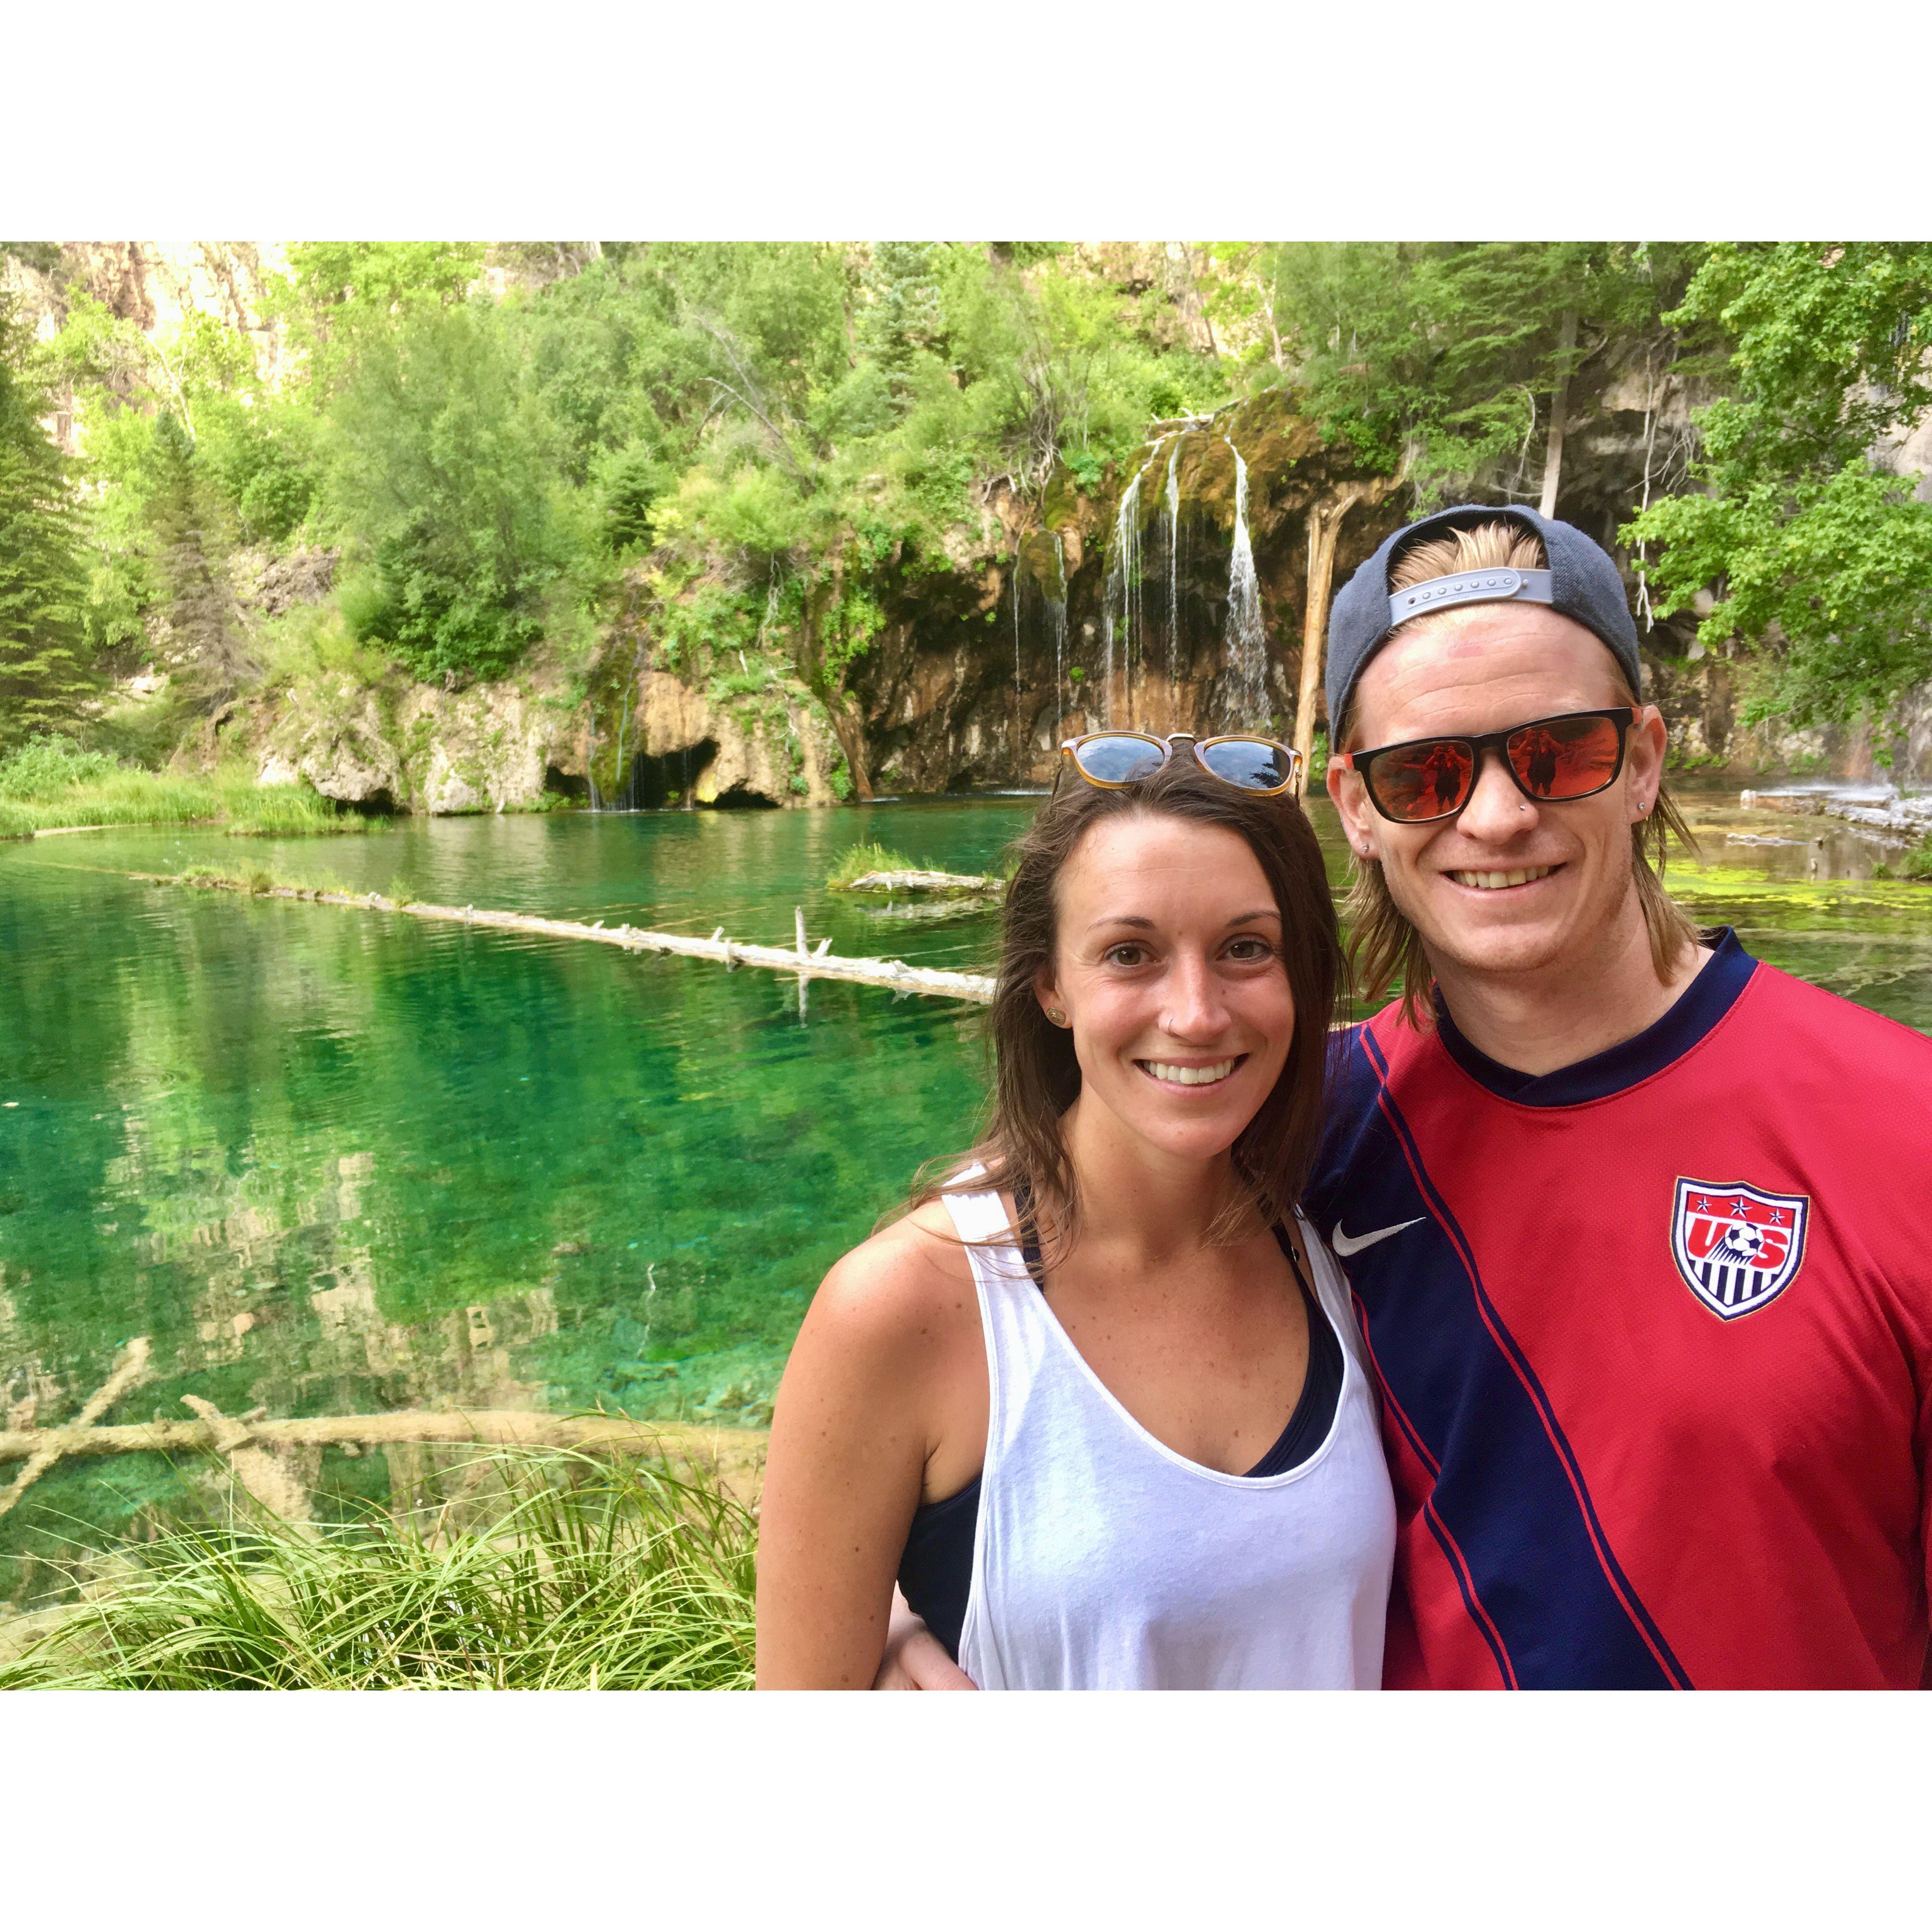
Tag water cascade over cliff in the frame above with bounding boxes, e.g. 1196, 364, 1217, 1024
1103, 467, 1143, 730
245, 385, 1790, 813
1222, 439, 1267, 724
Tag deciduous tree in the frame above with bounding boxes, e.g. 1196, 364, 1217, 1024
1625, 242, 1932, 738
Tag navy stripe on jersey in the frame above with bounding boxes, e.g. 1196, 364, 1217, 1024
1432, 928, 1755, 1107
1347, 1285, 1518, 1689
1307, 1025, 1692, 1689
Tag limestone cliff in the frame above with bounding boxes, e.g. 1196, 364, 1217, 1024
219, 656, 843, 816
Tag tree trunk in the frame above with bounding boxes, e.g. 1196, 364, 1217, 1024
1539, 309, 1579, 519
1292, 478, 1395, 791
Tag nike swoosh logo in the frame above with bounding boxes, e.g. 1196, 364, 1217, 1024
1331, 1217, 1426, 1258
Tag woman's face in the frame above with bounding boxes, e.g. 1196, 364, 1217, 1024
1035, 811, 1297, 1167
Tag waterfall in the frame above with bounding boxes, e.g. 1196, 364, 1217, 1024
1103, 471, 1143, 730
609, 637, 646, 809
1163, 434, 1184, 690
1012, 557, 1024, 781
609, 682, 630, 811
1222, 438, 1267, 724
1048, 532, 1067, 748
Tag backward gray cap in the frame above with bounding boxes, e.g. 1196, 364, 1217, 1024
1324, 504, 1642, 735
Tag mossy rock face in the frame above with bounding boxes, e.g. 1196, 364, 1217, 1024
1038, 465, 1080, 533
1142, 393, 1338, 541
1017, 530, 1070, 599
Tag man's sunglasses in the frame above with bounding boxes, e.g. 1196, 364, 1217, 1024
1057, 731, 1303, 797
1333, 708, 1636, 825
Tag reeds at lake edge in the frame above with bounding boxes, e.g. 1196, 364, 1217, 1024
0, 1446, 757, 1690
0, 736, 380, 839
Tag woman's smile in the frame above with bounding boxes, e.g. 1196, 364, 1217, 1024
1136, 1054, 1246, 1089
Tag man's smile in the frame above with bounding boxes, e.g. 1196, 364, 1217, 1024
1446, 863, 1562, 893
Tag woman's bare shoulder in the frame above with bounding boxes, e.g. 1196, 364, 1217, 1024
813, 1197, 977, 1339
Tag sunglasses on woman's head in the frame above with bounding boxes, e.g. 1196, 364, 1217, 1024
1057, 731, 1303, 797
1333, 708, 1636, 825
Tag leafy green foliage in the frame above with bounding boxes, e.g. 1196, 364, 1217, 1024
1626, 244, 1932, 737
0, 732, 119, 794
44, 294, 314, 673
328, 302, 591, 683
16, 243, 1232, 743
264, 242, 488, 399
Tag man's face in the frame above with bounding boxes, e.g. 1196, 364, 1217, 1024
1325, 607, 1668, 983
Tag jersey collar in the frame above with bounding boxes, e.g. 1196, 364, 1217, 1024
1431, 928, 1757, 1107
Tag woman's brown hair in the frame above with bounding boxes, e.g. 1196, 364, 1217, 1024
1341, 520, 1701, 1024
908, 751, 1342, 1256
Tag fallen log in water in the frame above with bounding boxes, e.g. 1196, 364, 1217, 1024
0, 1406, 769, 1531
834, 868, 1002, 895
134, 872, 997, 1003
0, 1338, 152, 1523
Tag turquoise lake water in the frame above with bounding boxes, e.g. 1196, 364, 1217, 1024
3, 783, 1930, 1580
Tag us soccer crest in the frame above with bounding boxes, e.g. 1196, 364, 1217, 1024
1671, 1178, 1809, 1320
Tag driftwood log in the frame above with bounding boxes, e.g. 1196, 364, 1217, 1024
0, 1405, 769, 1520
0, 1338, 152, 1523
0, 1408, 767, 1467
135, 874, 997, 1004
834, 868, 1001, 895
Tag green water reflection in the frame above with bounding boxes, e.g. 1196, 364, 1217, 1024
2, 781, 1928, 1580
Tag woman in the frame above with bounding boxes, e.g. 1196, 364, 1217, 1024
755, 733, 1395, 1689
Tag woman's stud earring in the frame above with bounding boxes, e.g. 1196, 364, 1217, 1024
1046, 1007, 1067, 1026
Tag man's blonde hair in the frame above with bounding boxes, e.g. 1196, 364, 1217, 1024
1340, 519, 1701, 1024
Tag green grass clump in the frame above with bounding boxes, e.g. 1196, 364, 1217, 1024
1897, 840, 1932, 882
222, 788, 374, 838
0, 733, 382, 836
164, 862, 356, 898
0, 1448, 756, 1690
827, 840, 920, 887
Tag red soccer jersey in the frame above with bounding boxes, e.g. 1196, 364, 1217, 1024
1305, 931, 1932, 1689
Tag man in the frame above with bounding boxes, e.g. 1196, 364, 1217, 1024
883, 504, 1932, 1690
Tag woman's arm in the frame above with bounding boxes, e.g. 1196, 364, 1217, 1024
755, 1217, 969, 1689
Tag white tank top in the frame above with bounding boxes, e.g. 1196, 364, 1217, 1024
941, 1182, 1396, 1690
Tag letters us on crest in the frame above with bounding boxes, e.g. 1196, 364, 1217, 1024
1670, 1177, 1810, 1320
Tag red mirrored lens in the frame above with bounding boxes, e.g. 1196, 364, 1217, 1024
1506, 715, 1622, 799
1369, 738, 1475, 821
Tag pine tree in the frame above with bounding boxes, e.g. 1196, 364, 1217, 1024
140, 407, 255, 703
0, 296, 96, 750
857, 242, 945, 400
